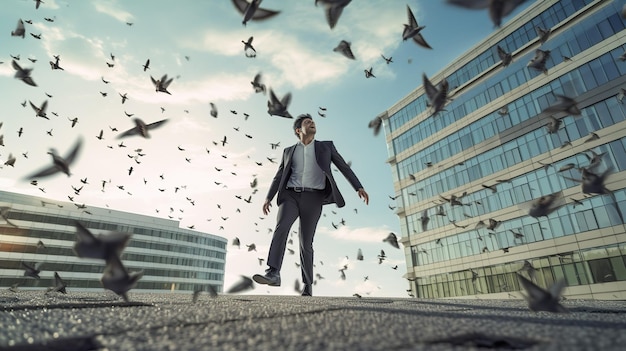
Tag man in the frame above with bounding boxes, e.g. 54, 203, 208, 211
253, 114, 369, 296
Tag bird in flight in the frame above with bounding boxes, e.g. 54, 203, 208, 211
231, 0, 280, 26
25, 138, 83, 179
117, 118, 169, 139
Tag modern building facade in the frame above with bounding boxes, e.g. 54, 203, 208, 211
0, 190, 227, 294
381, 0, 626, 299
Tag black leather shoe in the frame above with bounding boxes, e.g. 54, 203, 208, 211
301, 284, 312, 296
253, 268, 281, 286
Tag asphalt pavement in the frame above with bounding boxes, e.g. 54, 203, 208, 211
1, 291, 625, 351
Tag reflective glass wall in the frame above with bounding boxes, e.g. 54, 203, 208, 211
382, 0, 626, 299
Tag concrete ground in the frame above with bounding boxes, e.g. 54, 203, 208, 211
0, 291, 625, 351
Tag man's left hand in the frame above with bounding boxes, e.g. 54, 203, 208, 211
357, 188, 369, 205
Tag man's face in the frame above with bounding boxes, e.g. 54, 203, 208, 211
298, 118, 316, 137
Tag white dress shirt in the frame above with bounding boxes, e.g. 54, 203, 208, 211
286, 140, 326, 189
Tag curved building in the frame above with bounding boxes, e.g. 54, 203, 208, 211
0, 190, 227, 294
381, 0, 626, 299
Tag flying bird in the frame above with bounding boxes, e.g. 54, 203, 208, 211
517, 273, 567, 313
117, 118, 169, 139
251, 73, 266, 94
11, 19, 25, 38
446, 0, 528, 27
527, 49, 550, 74
423, 73, 449, 116
22, 261, 42, 279
267, 89, 293, 118
383, 232, 400, 249
242, 36, 256, 54
333, 40, 355, 60
101, 255, 143, 302
231, 0, 280, 26
46, 272, 68, 294
12, 60, 37, 86
315, 0, 352, 29
364, 67, 375, 78
150, 74, 174, 94
536, 25, 551, 44
528, 192, 565, 218
227, 275, 255, 293
381, 54, 393, 64
542, 94, 581, 116
403, 5, 432, 49
142, 59, 150, 71
210, 102, 218, 118
24, 137, 83, 179
73, 221, 131, 260
497, 45, 512, 67
29, 100, 48, 119
368, 115, 382, 136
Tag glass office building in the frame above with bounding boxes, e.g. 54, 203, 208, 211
381, 0, 626, 299
0, 190, 227, 293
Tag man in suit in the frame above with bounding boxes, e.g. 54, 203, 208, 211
253, 114, 369, 296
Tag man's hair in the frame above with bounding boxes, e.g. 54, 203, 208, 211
293, 114, 312, 137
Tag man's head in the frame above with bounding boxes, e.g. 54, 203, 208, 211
293, 114, 315, 139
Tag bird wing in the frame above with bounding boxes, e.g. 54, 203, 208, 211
231, 0, 250, 14
62, 138, 83, 165
146, 118, 169, 131
406, 5, 418, 27
423, 74, 439, 102
445, 0, 491, 10
251, 7, 280, 20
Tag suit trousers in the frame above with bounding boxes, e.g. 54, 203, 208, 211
267, 189, 325, 285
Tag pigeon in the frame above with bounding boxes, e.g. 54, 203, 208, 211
73, 221, 131, 260
527, 49, 550, 74
227, 275, 254, 293
25, 137, 82, 179
517, 273, 567, 313
210, 102, 218, 118
420, 209, 430, 232
231, 0, 280, 26
617, 88, 626, 103
446, 0, 528, 27
536, 25, 551, 44
22, 261, 42, 279
47, 272, 68, 294
117, 118, 169, 139
142, 59, 150, 71
545, 116, 562, 134
403, 5, 431, 49
267, 89, 293, 118
528, 192, 565, 218
192, 284, 218, 302
368, 115, 383, 136
12, 60, 37, 86
423, 73, 449, 116
0, 207, 18, 227
251, 73, 266, 94
150, 74, 174, 94
316, 0, 352, 29
49, 55, 63, 70
333, 40, 355, 59
3, 154, 17, 168
381, 54, 393, 64
542, 94, 581, 116
34, 0, 43, 9
242, 36, 256, 54
11, 19, 25, 38
364, 67, 375, 78
356, 248, 364, 261
101, 255, 143, 302
383, 232, 400, 249
497, 45, 512, 67
232, 237, 241, 248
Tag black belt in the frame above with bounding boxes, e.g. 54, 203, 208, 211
286, 187, 324, 192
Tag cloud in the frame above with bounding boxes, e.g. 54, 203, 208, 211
320, 224, 396, 244
94, 1, 134, 23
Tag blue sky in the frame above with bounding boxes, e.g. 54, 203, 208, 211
0, 0, 533, 297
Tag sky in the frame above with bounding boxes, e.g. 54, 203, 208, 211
0, 0, 534, 298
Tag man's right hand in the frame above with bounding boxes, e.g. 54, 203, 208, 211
262, 199, 272, 216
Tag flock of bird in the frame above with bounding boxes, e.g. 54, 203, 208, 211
3, 0, 621, 312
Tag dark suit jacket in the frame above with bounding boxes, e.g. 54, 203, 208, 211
266, 140, 363, 208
